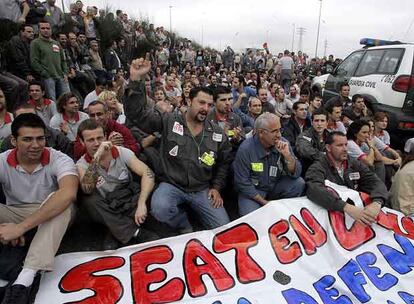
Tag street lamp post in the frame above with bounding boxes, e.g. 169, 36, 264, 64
169, 5, 173, 33
291, 23, 296, 52
315, 0, 322, 58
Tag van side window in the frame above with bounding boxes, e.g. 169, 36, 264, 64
355, 50, 385, 76
377, 49, 404, 74
336, 51, 364, 77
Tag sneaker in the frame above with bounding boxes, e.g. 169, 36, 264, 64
1, 284, 31, 304
130, 228, 159, 244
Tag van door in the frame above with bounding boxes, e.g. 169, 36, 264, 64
323, 50, 364, 102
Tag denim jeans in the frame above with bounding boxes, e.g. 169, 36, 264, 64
43, 77, 70, 101
238, 176, 305, 216
151, 182, 230, 230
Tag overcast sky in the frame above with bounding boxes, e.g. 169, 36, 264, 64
65, 0, 414, 58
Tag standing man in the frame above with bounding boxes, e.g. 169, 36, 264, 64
306, 131, 388, 225
0, 113, 78, 303
125, 58, 232, 231
279, 50, 294, 93
30, 20, 70, 101
42, 0, 64, 34
234, 112, 304, 216
0, 0, 29, 23
7, 24, 35, 83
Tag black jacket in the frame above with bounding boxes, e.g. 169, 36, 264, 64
104, 48, 122, 73
124, 81, 233, 192
7, 35, 32, 79
296, 127, 327, 174
282, 116, 312, 152
305, 155, 389, 212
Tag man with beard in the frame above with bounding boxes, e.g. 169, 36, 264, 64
306, 131, 388, 225
207, 86, 244, 147
124, 58, 232, 232
234, 112, 304, 216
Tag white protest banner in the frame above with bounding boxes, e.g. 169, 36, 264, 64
35, 184, 414, 304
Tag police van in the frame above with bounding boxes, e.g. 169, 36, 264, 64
311, 38, 414, 143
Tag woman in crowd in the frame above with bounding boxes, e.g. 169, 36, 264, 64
97, 90, 126, 124
346, 119, 386, 183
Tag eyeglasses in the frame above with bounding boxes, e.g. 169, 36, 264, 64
89, 112, 105, 118
260, 128, 281, 134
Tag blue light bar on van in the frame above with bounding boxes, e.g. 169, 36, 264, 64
360, 38, 402, 47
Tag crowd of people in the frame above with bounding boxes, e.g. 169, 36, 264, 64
0, 1, 414, 303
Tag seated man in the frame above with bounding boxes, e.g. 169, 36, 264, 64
76, 119, 155, 244
207, 85, 244, 148
1, 104, 74, 158
306, 131, 388, 225
27, 81, 58, 125
74, 100, 139, 159
49, 92, 89, 142
234, 112, 305, 216
258, 87, 275, 114
83, 77, 108, 110
282, 101, 311, 151
0, 113, 78, 303
296, 108, 329, 174
325, 98, 347, 134
125, 59, 232, 231
342, 94, 371, 122
274, 87, 292, 119
234, 97, 262, 132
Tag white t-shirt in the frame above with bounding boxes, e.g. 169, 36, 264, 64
279, 56, 294, 70
347, 140, 367, 160
49, 111, 89, 141
83, 90, 98, 110
77, 146, 134, 197
0, 148, 78, 205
